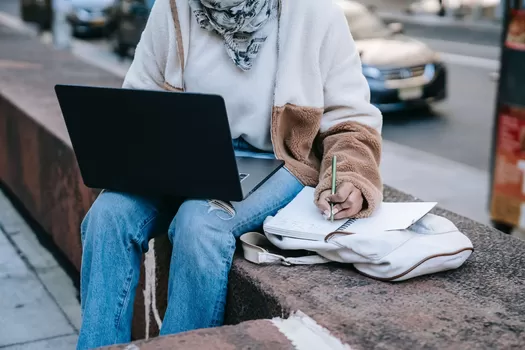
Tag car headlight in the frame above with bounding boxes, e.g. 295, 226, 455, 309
362, 66, 382, 80
424, 63, 436, 79
76, 8, 91, 21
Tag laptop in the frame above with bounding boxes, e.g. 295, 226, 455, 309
54, 84, 284, 202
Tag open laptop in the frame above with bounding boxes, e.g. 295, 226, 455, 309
54, 85, 284, 202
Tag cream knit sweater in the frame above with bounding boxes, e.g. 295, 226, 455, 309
123, 0, 384, 217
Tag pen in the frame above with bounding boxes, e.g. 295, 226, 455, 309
331, 155, 337, 222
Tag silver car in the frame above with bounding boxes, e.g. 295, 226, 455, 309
337, 1, 448, 111
66, 0, 117, 37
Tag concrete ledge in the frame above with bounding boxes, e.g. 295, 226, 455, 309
98, 319, 295, 350
0, 24, 150, 339
2, 23, 525, 349
100, 312, 353, 350
228, 196, 525, 348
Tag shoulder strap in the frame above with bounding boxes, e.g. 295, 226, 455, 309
169, 0, 185, 90
240, 232, 330, 266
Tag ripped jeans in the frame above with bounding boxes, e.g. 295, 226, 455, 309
76, 138, 304, 349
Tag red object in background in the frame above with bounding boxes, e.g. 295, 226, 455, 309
491, 106, 525, 226
493, 107, 525, 198
496, 107, 525, 156
490, 1, 525, 231
505, 10, 525, 50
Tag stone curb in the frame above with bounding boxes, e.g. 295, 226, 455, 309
99, 313, 351, 350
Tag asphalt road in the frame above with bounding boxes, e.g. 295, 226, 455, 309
382, 38, 498, 172
1, 0, 500, 172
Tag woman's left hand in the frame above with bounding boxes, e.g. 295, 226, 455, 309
316, 182, 363, 220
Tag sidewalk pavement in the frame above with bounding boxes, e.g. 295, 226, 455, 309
0, 189, 80, 349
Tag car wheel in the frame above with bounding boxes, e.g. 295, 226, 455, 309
102, 26, 113, 38
418, 103, 433, 114
71, 25, 82, 38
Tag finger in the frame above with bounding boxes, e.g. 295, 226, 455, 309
318, 191, 345, 219
346, 191, 364, 218
330, 184, 358, 216
334, 191, 363, 220
334, 208, 356, 220
332, 197, 353, 213
339, 187, 360, 209
328, 183, 355, 203
316, 190, 332, 213
333, 185, 360, 212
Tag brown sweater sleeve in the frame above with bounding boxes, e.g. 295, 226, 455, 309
314, 120, 383, 218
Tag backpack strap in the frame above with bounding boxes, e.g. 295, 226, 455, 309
240, 232, 330, 266
169, 0, 185, 91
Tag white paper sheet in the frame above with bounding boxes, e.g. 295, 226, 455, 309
264, 187, 437, 241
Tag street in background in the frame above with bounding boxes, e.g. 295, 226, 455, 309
338, 0, 447, 112
21, 0, 117, 37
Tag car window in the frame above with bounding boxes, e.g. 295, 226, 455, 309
345, 7, 391, 40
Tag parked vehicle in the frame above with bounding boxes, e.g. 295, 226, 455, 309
66, 0, 117, 37
110, 0, 154, 58
20, 0, 52, 32
20, 0, 116, 37
337, 1, 447, 111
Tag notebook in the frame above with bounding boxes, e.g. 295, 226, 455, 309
263, 187, 437, 241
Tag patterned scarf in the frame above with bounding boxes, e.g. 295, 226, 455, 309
188, 0, 278, 71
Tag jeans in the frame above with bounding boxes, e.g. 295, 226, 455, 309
76, 138, 304, 349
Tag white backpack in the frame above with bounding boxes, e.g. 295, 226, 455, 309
240, 213, 473, 282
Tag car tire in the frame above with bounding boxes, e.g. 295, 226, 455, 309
71, 25, 83, 38
416, 103, 434, 115
102, 26, 113, 38
420, 103, 433, 112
